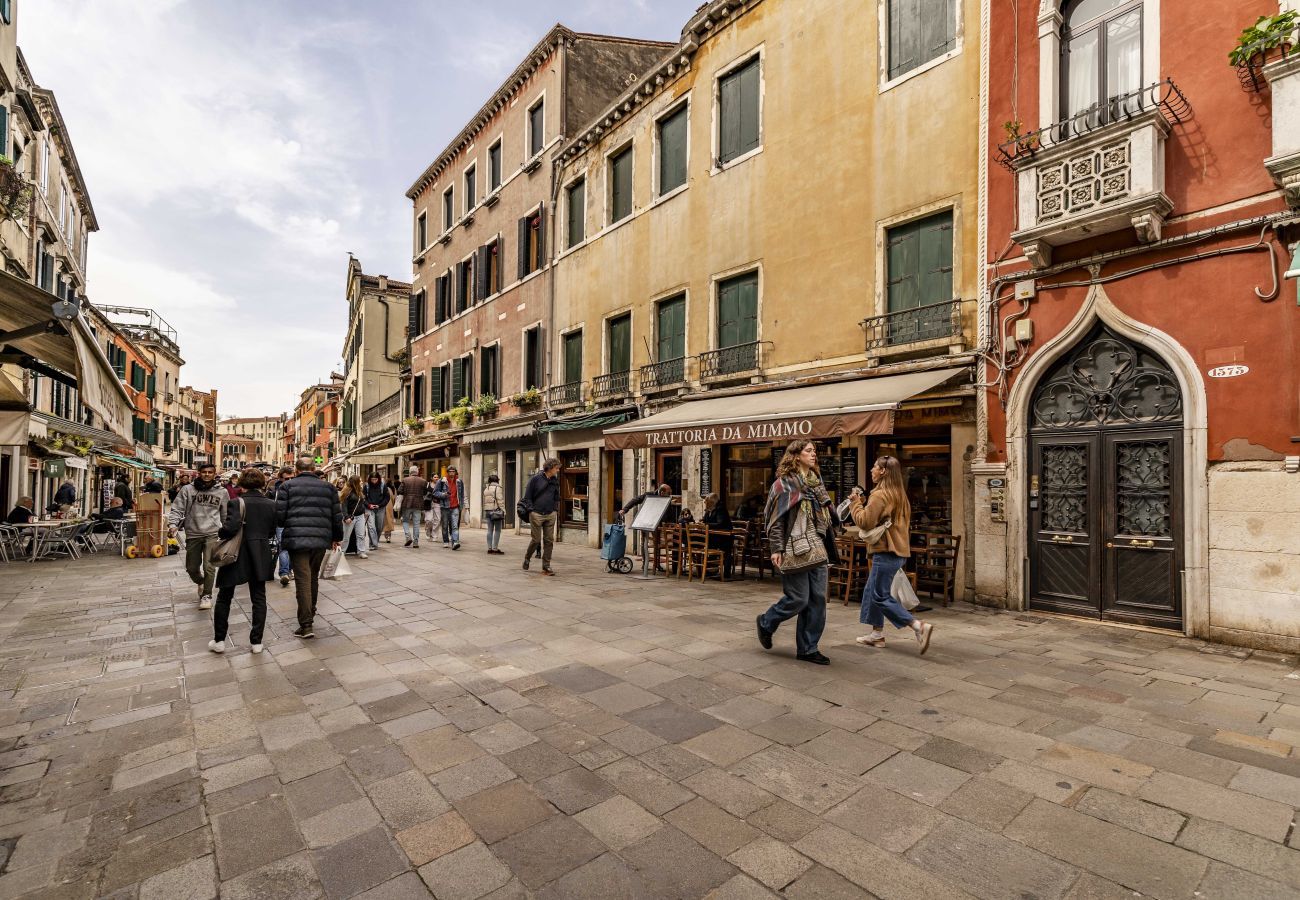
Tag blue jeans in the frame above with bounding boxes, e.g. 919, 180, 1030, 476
486, 515, 503, 550
759, 565, 828, 656
441, 507, 460, 544
275, 527, 290, 576
861, 552, 913, 628
401, 508, 422, 542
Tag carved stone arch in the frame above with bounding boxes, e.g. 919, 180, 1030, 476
1002, 283, 1208, 637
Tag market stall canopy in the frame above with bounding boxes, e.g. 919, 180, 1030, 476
0, 271, 132, 443
603, 367, 968, 450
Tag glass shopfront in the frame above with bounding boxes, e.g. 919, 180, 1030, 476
559, 449, 590, 526
721, 438, 850, 523
867, 435, 953, 536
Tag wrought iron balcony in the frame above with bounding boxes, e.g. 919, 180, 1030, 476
639, 357, 687, 393
700, 341, 763, 381
547, 381, 583, 408
1000, 79, 1190, 267
592, 370, 632, 400
861, 300, 962, 351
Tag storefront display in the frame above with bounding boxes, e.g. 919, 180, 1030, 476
868, 437, 953, 535
559, 450, 589, 526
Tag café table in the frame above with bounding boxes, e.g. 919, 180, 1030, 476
8, 520, 79, 562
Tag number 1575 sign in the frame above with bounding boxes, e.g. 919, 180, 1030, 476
1207, 365, 1248, 378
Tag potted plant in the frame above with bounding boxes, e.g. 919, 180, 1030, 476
472, 394, 498, 419
403, 415, 424, 433
431, 411, 451, 429
0, 155, 32, 222
1001, 120, 1040, 157
1230, 11, 1298, 69
511, 387, 543, 409
448, 398, 474, 429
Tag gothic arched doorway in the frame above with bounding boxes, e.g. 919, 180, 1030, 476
1028, 322, 1184, 629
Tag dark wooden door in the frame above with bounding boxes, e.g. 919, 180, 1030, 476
1029, 434, 1100, 616
503, 453, 518, 528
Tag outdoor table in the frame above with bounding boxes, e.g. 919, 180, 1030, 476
8, 520, 72, 562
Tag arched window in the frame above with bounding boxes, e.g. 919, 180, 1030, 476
1060, 0, 1143, 125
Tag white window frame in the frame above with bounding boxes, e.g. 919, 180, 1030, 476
525, 93, 546, 163
653, 97, 692, 201
478, 340, 502, 398
877, 0, 965, 93
563, 174, 587, 252
487, 136, 504, 192
604, 139, 635, 227
415, 210, 428, 254
650, 286, 691, 364
711, 46, 765, 174
442, 186, 455, 233
519, 320, 545, 393
462, 160, 478, 214
708, 262, 763, 352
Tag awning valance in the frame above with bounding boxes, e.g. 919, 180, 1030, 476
376, 436, 456, 459
30, 410, 127, 447
603, 367, 967, 450
0, 273, 132, 443
539, 412, 634, 434
460, 421, 538, 445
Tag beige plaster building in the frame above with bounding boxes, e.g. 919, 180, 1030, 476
402, 24, 675, 527
217, 415, 283, 464
545, 0, 982, 587
338, 255, 408, 476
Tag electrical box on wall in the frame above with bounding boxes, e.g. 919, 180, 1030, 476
1015, 279, 1036, 300
1014, 319, 1035, 343
988, 477, 1006, 523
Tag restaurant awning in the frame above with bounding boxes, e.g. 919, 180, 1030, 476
603, 367, 968, 450
0, 369, 27, 446
460, 421, 539, 445
29, 410, 127, 447
0, 272, 132, 443
359, 436, 456, 461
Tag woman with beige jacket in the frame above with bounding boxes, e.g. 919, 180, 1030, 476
847, 455, 934, 654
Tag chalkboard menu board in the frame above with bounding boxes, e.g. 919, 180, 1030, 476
818, 450, 841, 501
840, 447, 859, 498
699, 448, 712, 495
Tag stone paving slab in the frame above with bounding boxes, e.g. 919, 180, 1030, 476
2, 535, 1300, 897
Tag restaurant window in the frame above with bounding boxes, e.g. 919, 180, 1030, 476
887, 0, 958, 81
524, 325, 543, 390
609, 145, 633, 224
566, 178, 585, 249
718, 55, 760, 163
868, 436, 953, 536
562, 330, 583, 384
657, 104, 688, 194
488, 139, 502, 191
607, 313, 631, 374
559, 449, 589, 527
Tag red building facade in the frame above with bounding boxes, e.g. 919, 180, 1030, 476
975, 0, 1299, 649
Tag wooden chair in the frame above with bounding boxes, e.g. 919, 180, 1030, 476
830, 536, 857, 605
685, 524, 726, 582
656, 524, 685, 577
742, 519, 771, 580
915, 533, 961, 606
730, 526, 749, 578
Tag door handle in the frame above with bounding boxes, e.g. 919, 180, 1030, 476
1128, 539, 1155, 548
1050, 535, 1075, 544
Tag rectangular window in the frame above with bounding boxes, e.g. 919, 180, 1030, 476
886, 209, 953, 312
435, 271, 451, 324
888, 0, 957, 80
518, 208, 545, 277
412, 374, 425, 416
609, 146, 633, 223
464, 165, 476, 210
430, 365, 447, 413
607, 314, 631, 373
479, 345, 499, 397
0, 106, 8, 160
566, 179, 586, 248
656, 293, 686, 361
718, 56, 761, 163
455, 356, 473, 403
456, 257, 473, 313
409, 289, 427, 336
488, 140, 502, 190
416, 212, 427, 251
657, 105, 688, 194
717, 272, 759, 349
443, 187, 455, 231
0, 0, 10, 25
482, 238, 501, 297
524, 325, 543, 390
563, 330, 583, 384
528, 99, 544, 158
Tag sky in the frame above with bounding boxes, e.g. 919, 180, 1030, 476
22, 0, 702, 417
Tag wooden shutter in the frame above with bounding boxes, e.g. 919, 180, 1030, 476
564, 331, 583, 384
657, 295, 685, 360
450, 359, 464, 404
720, 67, 742, 162
718, 275, 758, 348
567, 181, 585, 248
888, 210, 951, 311
461, 358, 474, 401
611, 151, 632, 221
475, 246, 489, 302
608, 315, 631, 373
918, 212, 954, 305
517, 216, 529, 278
738, 60, 760, 157
0, 106, 8, 159
409, 290, 422, 334
413, 374, 425, 415
889, 0, 923, 79
659, 107, 687, 193
147, 373, 156, 399
535, 206, 546, 268
887, 221, 920, 312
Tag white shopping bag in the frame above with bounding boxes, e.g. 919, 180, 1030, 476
891, 568, 919, 610
320, 548, 352, 579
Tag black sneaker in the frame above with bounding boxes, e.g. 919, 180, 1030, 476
293, 626, 315, 639
452, 542, 461, 551
404, 538, 412, 547
279, 575, 289, 587
522, 558, 530, 571
756, 615, 772, 650
796, 651, 830, 666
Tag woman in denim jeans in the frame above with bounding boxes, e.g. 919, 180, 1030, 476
482, 473, 505, 554
848, 456, 933, 654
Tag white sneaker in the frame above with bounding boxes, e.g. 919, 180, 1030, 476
250, 643, 264, 654
855, 633, 886, 646
358, 553, 368, 559
915, 622, 934, 655
207, 640, 225, 654
198, 595, 212, 610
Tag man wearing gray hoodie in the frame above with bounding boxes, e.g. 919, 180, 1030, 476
167, 463, 227, 609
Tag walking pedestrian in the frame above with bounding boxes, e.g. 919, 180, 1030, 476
208, 468, 274, 655
849, 455, 933, 653
755, 439, 836, 665
114, 478, 134, 513
168, 473, 191, 504
482, 473, 505, 554
167, 463, 227, 610
363, 473, 390, 550
432, 466, 465, 549
521, 459, 560, 575
339, 475, 370, 559
422, 479, 440, 543
225, 472, 242, 500
381, 474, 396, 543
398, 466, 427, 548
53, 479, 77, 514
275, 456, 342, 639
268, 466, 295, 586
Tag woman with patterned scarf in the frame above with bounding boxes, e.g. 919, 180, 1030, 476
755, 439, 838, 665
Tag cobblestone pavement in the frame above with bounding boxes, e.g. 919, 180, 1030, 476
2, 535, 1300, 900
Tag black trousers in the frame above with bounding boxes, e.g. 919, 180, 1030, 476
213, 580, 267, 644
290, 548, 327, 628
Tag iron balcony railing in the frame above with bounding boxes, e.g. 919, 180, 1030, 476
592, 370, 632, 400
996, 79, 1191, 170
861, 299, 962, 351
700, 341, 762, 379
547, 381, 583, 407
639, 357, 687, 392
360, 390, 402, 440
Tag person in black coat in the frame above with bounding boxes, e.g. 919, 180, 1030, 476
274, 457, 343, 639
210, 468, 276, 654
521, 459, 561, 574
702, 492, 735, 578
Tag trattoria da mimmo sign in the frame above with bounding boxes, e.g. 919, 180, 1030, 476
603, 410, 895, 450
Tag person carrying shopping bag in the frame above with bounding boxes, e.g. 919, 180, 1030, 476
363, 472, 390, 551
848, 455, 934, 654
482, 473, 506, 554
208, 468, 275, 655
339, 475, 370, 559
755, 440, 838, 665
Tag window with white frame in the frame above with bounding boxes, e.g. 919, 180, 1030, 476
528, 99, 545, 159
657, 104, 688, 194
443, 187, 455, 231
566, 178, 585, 248
886, 0, 957, 81
416, 211, 427, 252
464, 164, 477, 210
488, 140, 502, 191
718, 56, 760, 164
609, 146, 633, 224
1060, 0, 1143, 126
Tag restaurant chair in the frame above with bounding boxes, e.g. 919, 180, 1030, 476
41, 523, 83, 560
656, 524, 685, 577
685, 524, 726, 582
730, 526, 749, 578
830, 536, 857, 605
742, 519, 770, 580
915, 533, 961, 607
0, 524, 19, 562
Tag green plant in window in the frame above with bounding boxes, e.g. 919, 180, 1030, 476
0, 155, 33, 222
472, 394, 498, 417
1229, 11, 1298, 67
448, 398, 474, 429
510, 387, 543, 407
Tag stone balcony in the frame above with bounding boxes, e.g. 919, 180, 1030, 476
1263, 50, 1300, 206
1001, 80, 1191, 268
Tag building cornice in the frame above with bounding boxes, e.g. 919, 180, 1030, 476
31, 86, 99, 231
558, 0, 765, 168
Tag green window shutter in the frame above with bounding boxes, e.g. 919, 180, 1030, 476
0, 105, 8, 159
567, 180, 585, 248
918, 212, 954, 305
719, 58, 759, 163
564, 331, 583, 384
450, 358, 464, 404
535, 205, 546, 267
887, 210, 951, 311
461, 357, 474, 401
611, 149, 632, 222
608, 315, 631, 373
429, 367, 444, 413
517, 216, 529, 278
147, 373, 156, 399
718, 274, 758, 348
658, 107, 688, 194
657, 295, 685, 361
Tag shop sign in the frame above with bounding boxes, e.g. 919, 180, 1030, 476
43, 459, 66, 479
605, 410, 893, 450
1207, 364, 1248, 378
840, 447, 859, 495
699, 448, 712, 495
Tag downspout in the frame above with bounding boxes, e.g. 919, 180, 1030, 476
545, 40, 569, 393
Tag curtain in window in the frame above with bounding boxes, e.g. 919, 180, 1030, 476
1064, 28, 1100, 122
1106, 8, 1142, 115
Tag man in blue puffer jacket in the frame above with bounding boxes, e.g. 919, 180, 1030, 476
275, 457, 342, 639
